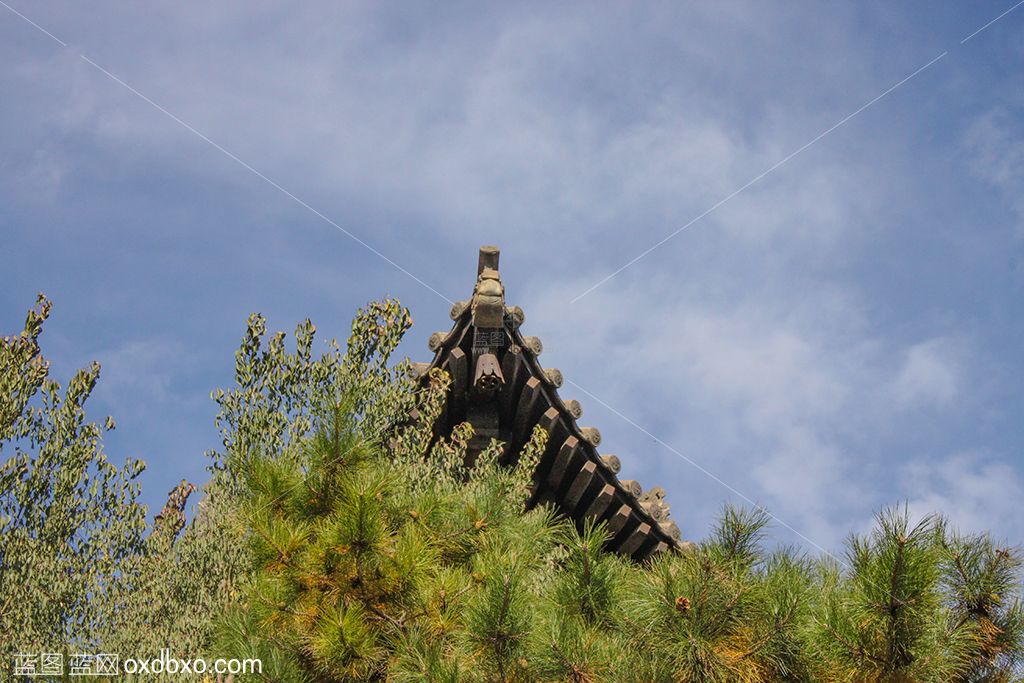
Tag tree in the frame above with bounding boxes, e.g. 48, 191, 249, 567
613, 507, 813, 682
207, 302, 1024, 682
209, 302, 817, 682
1, 295, 147, 657
941, 524, 1024, 682
213, 299, 563, 681
3, 295, 1022, 682
808, 507, 1024, 682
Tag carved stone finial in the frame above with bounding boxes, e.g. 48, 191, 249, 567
640, 499, 669, 521
472, 267, 505, 328
599, 454, 621, 474
638, 487, 669, 522
639, 486, 665, 503
478, 245, 500, 275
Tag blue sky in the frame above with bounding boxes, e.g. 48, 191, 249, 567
2, 1, 1022, 553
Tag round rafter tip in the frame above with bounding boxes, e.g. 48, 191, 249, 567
428, 331, 449, 352
579, 426, 601, 447
450, 300, 470, 320
619, 479, 642, 497
659, 519, 682, 541
565, 399, 583, 419
407, 362, 431, 379
522, 336, 543, 355
506, 305, 525, 328
599, 454, 621, 474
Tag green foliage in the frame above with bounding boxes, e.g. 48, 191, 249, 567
612, 507, 813, 682
940, 524, 1024, 681
206, 304, 1024, 682
217, 368, 560, 680
3, 295, 1023, 683
99, 300, 416, 668
1, 295, 147, 656
807, 508, 1024, 683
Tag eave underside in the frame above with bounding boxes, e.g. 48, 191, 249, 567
416, 306, 678, 562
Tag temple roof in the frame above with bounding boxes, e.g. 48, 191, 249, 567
412, 246, 681, 561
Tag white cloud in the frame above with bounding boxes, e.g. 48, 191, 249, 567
964, 106, 1024, 236
1, 1, 884, 252
903, 452, 1024, 539
892, 337, 961, 408
524, 267, 982, 548
92, 338, 201, 416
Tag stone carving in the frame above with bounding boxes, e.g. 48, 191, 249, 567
619, 479, 642, 497
473, 352, 505, 391
579, 426, 601, 447
506, 305, 525, 329
428, 331, 449, 352
543, 367, 564, 388
450, 300, 470, 320
471, 268, 505, 329
522, 336, 543, 355
564, 399, 583, 419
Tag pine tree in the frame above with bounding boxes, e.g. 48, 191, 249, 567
5, 296, 1023, 682
611, 506, 813, 682
940, 524, 1024, 682
808, 507, 1024, 682
200, 302, 1024, 683
208, 302, 820, 682
200, 303, 572, 680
